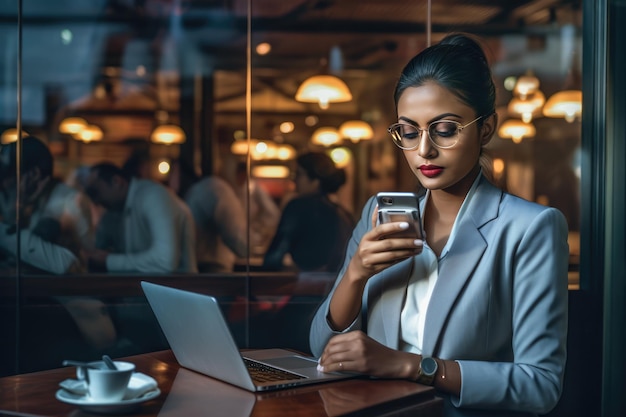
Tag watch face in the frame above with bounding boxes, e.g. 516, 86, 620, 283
421, 357, 438, 375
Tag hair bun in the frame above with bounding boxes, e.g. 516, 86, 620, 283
439, 33, 488, 63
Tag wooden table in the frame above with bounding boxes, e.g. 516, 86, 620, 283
0, 350, 443, 417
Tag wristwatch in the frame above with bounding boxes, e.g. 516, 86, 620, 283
416, 357, 438, 385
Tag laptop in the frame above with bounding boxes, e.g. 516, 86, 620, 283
141, 281, 354, 392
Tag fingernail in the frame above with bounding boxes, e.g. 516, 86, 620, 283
399, 222, 409, 229
317, 364, 324, 372
414, 239, 423, 247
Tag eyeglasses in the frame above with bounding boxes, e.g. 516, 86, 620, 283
387, 115, 485, 150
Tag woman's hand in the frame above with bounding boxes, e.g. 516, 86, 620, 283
347, 206, 423, 283
326, 205, 424, 331
317, 330, 417, 380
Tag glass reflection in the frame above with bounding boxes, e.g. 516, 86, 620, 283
0, 0, 582, 375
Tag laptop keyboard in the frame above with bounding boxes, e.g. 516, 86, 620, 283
244, 358, 306, 383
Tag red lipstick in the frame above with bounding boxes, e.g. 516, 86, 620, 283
419, 165, 444, 178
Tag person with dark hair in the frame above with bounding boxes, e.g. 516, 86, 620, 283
263, 151, 354, 272
311, 34, 569, 416
122, 149, 151, 179
0, 136, 93, 274
83, 161, 197, 273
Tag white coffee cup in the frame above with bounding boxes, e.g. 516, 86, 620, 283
77, 361, 135, 402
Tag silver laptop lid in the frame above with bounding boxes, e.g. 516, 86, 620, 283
141, 281, 257, 391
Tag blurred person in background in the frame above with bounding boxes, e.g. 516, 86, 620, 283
0, 136, 93, 274
234, 161, 280, 256
0, 136, 121, 357
84, 161, 197, 273
263, 151, 354, 272
169, 158, 248, 273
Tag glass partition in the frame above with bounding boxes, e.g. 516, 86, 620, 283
1, 0, 582, 376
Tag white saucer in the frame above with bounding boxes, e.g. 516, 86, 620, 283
56, 387, 160, 414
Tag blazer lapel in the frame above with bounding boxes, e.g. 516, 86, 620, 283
421, 177, 502, 355
368, 257, 413, 348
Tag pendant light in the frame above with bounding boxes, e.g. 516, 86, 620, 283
1, 128, 28, 144
295, 75, 352, 110
339, 120, 374, 143
150, 110, 186, 145
498, 119, 536, 144
508, 91, 545, 123
75, 125, 103, 143
311, 127, 341, 147
543, 27, 582, 123
295, 47, 352, 110
542, 90, 582, 123
151, 124, 186, 145
59, 117, 88, 135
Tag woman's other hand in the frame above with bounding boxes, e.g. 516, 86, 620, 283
317, 330, 418, 380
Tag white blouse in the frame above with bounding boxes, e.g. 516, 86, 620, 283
400, 173, 482, 354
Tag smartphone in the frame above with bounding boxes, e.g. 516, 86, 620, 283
376, 192, 424, 240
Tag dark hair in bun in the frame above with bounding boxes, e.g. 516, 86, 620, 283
393, 33, 496, 123
297, 151, 346, 194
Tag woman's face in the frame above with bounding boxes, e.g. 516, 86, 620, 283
396, 82, 495, 196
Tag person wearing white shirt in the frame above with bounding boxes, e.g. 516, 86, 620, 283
84, 162, 197, 273
0, 136, 92, 274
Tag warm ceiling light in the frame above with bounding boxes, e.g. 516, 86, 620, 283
1, 128, 28, 144
276, 144, 296, 160
59, 117, 87, 134
158, 161, 170, 175
252, 165, 290, 179
493, 158, 505, 180
150, 124, 186, 145
75, 124, 103, 142
543, 90, 582, 123
330, 147, 352, 169
498, 119, 536, 144
256, 42, 271, 55
230, 138, 259, 155
513, 74, 540, 99
311, 127, 341, 147
279, 121, 295, 134
508, 91, 545, 123
295, 75, 352, 110
339, 120, 374, 143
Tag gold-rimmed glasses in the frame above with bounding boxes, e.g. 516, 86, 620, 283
387, 115, 485, 150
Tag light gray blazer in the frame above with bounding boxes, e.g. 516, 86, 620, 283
309, 175, 569, 417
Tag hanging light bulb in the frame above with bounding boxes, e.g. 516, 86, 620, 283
498, 119, 536, 144
1, 128, 28, 144
543, 90, 582, 123
295, 75, 352, 110
339, 120, 374, 143
311, 127, 341, 147
230, 138, 259, 155
276, 144, 296, 160
75, 124, 103, 143
252, 165, 290, 179
330, 147, 352, 168
513, 73, 541, 99
59, 117, 88, 135
507, 91, 545, 123
150, 124, 186, 145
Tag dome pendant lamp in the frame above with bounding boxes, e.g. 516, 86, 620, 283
295, 75, 352, 110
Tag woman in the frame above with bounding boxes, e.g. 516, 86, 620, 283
263, 152, 354, 272
310, 33, 569, 417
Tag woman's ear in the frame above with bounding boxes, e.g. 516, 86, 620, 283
480, 113, 498, 146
